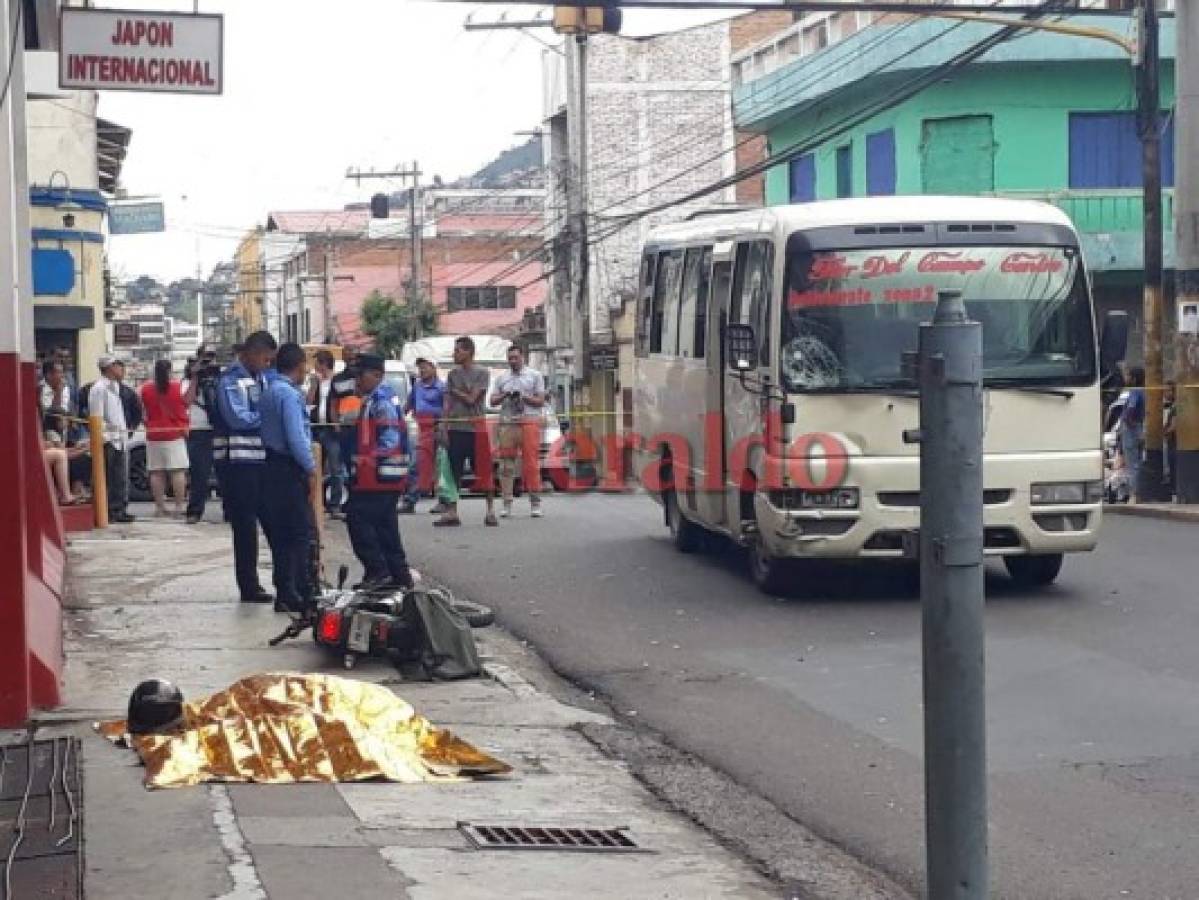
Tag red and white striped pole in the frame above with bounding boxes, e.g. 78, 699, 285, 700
0, 0, 64, 727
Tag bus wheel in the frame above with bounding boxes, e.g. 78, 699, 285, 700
748, 538, 791, 594
665, 490, 702, 553
1003, 553, 1063, 587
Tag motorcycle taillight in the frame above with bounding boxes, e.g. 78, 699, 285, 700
318, 611, 342, 643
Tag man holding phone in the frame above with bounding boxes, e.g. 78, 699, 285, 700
490, 344, 546, 519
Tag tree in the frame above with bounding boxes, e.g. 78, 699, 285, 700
360, 290, 439, 357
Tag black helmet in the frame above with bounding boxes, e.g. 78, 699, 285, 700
127, 679, 185, 735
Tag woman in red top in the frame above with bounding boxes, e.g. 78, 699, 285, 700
139, 359, 190, 517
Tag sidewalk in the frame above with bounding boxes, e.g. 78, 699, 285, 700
39, 510, 792, 900
1104, 501, 1199, 524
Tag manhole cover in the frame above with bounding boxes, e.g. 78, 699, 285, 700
459, 823, 645, 853
0, 737, 84, 899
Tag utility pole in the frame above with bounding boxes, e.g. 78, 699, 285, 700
904, 291, 988, 900
346, 164, 424, 340
1136, 0, 1169, 500
1175, 0, 1199, 500
409, 159, 423, 338
566, 34, 590, 389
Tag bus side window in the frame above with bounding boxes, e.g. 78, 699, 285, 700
653, 249, 685, 356
679, 245, 712, 360
695, 246, 713, 359
636, 251, 656, 358
730, 243, 752, 326
732, 241, 774, 367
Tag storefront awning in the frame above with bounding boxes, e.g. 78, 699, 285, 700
96, 119, 132, 195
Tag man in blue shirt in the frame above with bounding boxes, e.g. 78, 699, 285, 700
212, 330, 277, 604
400, 357, 446, 514
347, 353, 414, 591
260, 342, 318, 612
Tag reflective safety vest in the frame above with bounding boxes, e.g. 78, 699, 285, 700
210, 363, 266, 465
351, 384, 410, 492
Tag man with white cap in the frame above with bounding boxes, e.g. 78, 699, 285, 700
88, 355, 133, 523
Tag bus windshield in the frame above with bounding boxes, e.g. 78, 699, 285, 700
781, 245, 1095, 393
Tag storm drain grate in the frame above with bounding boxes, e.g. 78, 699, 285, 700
458, 822, 645, 853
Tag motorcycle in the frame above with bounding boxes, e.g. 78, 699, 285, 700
269, 563, 494, 670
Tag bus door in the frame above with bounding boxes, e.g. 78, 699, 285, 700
698, 242, 734, 526
722, 239, 775, 534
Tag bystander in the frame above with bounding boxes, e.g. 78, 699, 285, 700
491, 345, 545, 519
307, 350, 344, 514
401, 357, 446, 515
88, 356, 133, 523
435, 336, 497, 528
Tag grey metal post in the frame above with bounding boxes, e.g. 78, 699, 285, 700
1175, 0, 1199, 499
909, 290, 988, 899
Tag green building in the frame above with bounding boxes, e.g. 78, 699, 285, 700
733, 14, 1177, 364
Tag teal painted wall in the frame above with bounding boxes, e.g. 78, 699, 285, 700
762, 60, 1178, 206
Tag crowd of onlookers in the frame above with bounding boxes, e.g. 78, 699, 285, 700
34, 337, 551, 538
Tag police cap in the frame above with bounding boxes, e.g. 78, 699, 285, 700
356, 353, 385, 374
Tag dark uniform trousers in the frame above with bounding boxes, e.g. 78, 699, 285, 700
220, 464, 277, 599
346, 490, 410, 584
263, 453, 315, 608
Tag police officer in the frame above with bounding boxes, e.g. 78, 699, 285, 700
211, 330, 278, 604
346, 354, 414, 591
260, 342, 318, 613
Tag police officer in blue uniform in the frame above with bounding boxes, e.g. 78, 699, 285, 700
347, 354, 414, 591
210, 330, 278, 604
260, 342, 318, 613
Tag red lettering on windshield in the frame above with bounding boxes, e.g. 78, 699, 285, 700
861, 252, 910, 278
809, 255, 858, 280
1000, 251, 1064, 274
788, 288, 873, 308
917, 251, 985, 274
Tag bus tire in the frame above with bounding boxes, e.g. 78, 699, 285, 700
665, 489, 703, 553
1003, 553, 1064, 587
748, 538, 791, 594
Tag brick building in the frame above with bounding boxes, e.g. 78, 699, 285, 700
302, 201, 547, 348
540, 11, 794, 417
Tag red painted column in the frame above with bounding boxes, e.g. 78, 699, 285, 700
0, 353, 32, 723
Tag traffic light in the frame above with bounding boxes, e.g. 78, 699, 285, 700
552, 4, 622, 35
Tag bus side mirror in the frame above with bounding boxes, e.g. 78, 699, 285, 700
726, 323, 757, 372
1098, 310, 1129, 380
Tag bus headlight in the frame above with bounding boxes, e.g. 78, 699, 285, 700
770, 488, 860, 509
1031, 481, 1103, 505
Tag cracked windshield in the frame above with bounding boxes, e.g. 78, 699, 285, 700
781, 245, 1096, 391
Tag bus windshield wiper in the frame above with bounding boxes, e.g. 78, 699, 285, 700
844, 383, 918, 398
986, 383, 1075, 399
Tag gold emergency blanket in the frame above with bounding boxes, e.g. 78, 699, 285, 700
96, 672, 511, 789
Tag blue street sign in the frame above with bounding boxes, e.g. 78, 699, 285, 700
109, 201, 165, 235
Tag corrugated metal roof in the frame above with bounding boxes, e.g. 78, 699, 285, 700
266, 210, 369, 234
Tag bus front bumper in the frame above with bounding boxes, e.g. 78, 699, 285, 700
756, 451, 1102, 560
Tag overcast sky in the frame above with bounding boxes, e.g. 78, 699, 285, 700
99, 0, 733, 283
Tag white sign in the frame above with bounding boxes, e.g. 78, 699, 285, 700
59, 8, 223, 95
1180, 300, 1199, 336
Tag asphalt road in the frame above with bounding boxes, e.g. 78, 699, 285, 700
401, 494, 1199, 900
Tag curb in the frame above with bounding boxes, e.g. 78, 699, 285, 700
1104, 504, 1199, 524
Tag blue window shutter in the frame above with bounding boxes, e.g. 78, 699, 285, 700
31, 248, 75, 296
866, 129, 897, 195
789, 153, 816, 203
1069, 112, 1140, 188
1069, 111, 1175, 188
